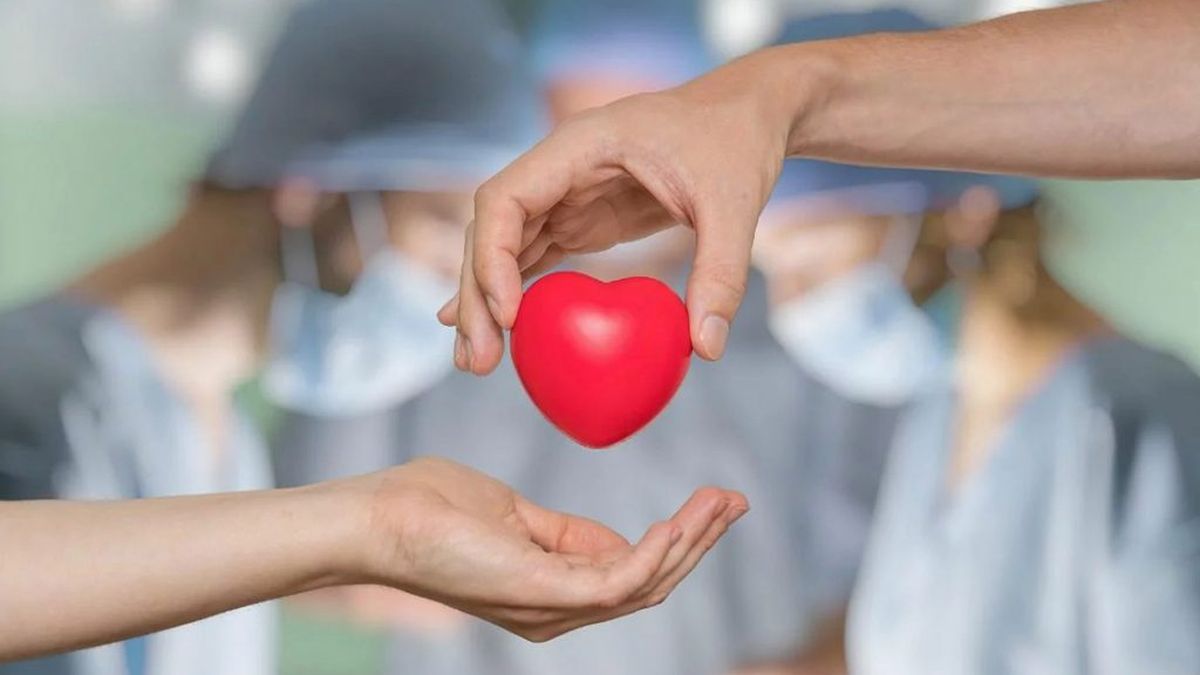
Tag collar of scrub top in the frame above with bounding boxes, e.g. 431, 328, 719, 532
528, 0, 719, 86
202, 0, 547, 191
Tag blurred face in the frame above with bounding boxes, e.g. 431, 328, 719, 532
544, 76, 663, 124
382, 190, 472, 282
308, 190, 470, 294
751, 209, 890, 307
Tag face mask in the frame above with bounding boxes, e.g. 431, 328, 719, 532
263, 193, 457, 416
768, 219, 947, 407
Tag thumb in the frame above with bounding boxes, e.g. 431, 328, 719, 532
515, 496, 631, 556
686, 203, 758, 361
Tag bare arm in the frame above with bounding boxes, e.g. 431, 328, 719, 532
777, 0, 1200, 178
0, 458, 746, 661
0, 487, 350, 659
445, 0, 1199, 374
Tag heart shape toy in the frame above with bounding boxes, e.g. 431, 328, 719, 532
511, 271, 692, 448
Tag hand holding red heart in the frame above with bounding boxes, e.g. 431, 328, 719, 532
437, 57, 795, 374
359, 457, 749, 642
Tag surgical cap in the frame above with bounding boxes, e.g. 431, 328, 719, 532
529, 0, 716, 87
769, 9, 1039, 214
205, 0, 545, 192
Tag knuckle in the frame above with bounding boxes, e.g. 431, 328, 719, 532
473, 181, 500, 213
702, 263, 748, 301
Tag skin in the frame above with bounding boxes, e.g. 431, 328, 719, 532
0, 456, 746, 662
0, 185, 747, 660
441, 0, 1200, 374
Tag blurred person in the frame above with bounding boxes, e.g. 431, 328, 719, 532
0, 0, 747, 672
276, 3, 901, 673
740, 161, 1200, 675
715, 15, 1200, 672
529, 0, 715, 124
848, 182, 1200, 674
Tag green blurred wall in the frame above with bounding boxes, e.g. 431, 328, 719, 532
0, 109, 206, 305
1041, 180, 1200, 368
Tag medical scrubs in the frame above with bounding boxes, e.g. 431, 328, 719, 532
849, 337, 1200, 674
275, 275, 903, 675
0, 297, 276, 675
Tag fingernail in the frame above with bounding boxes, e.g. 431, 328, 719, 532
669, 526, 683, 545
713, 500, 731, 520
454, 335, 466, 369
727, 506, 749, 524
699, 315, 730, 360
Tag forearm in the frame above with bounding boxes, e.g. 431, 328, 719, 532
0, 486, 363, 661
765, 0, 1200, 178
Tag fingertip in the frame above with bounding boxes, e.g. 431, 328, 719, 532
467, 334, 504, 376
686, 255, 748, 361
437, 296, 459, 326
725, 490, 749, 513
485, 294, 514, 330
696, 314, 730, 361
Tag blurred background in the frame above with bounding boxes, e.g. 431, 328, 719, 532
4, 0, 1198, 365
1, 1, 1198, 675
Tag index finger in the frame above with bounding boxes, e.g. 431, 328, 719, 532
469, 114, 616, 330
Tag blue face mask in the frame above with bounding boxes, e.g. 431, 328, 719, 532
263, 193, 457, 416
768, 220, 950, 407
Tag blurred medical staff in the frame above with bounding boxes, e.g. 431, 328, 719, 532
0, 1, 538, 674
734, 12, 1200, 674
848, 180, 1200, 675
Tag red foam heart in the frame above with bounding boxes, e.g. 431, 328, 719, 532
511, 271, 692, 449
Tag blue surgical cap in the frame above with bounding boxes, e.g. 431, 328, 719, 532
770, 9, 1039, 213
529, 0, 716, 87
205, 0, 545, 192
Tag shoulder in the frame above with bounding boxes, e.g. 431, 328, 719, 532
0, 297, 101, 417
1079, 338, 1200, 553
1083, 338, 1200, 415
0, 296, 103, 496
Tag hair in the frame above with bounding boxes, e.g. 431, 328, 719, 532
908, 201, 1045, 311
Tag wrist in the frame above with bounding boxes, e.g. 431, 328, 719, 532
282, 479, 379, 591
748, 43, 845, 158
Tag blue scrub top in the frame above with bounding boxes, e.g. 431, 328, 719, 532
849, 337, 1200, 674
0, 296, 276, 675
